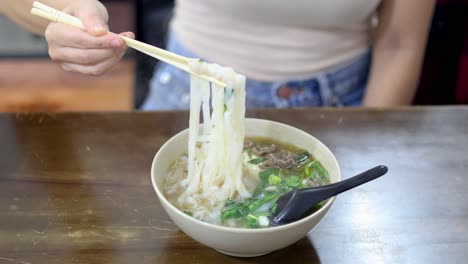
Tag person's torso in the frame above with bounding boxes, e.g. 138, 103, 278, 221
172, 0, 381, 81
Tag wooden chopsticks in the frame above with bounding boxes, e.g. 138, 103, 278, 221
31, 1, 227, 87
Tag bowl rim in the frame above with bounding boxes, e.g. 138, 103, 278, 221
151, 118, 341, 233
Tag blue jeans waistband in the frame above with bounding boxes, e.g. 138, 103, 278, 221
142, 33, 371, 110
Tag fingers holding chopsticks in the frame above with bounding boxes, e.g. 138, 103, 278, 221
43, 0, 135, 76
33, 1, 226, 86
60, 51, 123, 76
45, 24, 134, 75
49, 45, 123, 66
70, 0, 110, 36
45, 24, 127, 49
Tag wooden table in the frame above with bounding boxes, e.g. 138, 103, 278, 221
0, 60, 134, 112
0, 107, 467, 263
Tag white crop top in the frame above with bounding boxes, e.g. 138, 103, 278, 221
172, 0, 381, 81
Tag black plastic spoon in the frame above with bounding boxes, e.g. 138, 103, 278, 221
270, 165, 388, 226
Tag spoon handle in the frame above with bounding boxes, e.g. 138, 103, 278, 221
299, 165, 388, 204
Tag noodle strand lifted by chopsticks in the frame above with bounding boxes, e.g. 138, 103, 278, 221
173, 60, 249, 223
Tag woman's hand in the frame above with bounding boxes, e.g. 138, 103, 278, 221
45, 0, 135, 76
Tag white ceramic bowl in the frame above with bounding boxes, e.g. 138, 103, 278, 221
151, 118, 341, 257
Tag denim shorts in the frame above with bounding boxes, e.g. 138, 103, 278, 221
142, 33, 371, 110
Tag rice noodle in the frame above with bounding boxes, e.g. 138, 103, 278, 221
165, 59, 250, 223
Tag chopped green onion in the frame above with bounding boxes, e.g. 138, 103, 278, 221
253, 211, 271, 217
306, 160, 328, 182
184, 211, 193, 216
285, 175, 301, 188
221, 198, 252, 220
258, 216, 270, 227
271, 202, 278, 214
248, 157, 265, 165
221, 204, 249, 220
247, 194, 279, 212
295, 152, 310, 163
259, 168, 279, 181
225, 199, 237, 207
246, 214, 259, 228
268, 174, 282, 185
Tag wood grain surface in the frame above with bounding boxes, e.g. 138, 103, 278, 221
0, 60, 134, 112
0, 107, 467, 263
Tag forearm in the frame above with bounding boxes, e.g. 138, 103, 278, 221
1, 0, 70, 35
363, 0, 434, 107
363, 47, 425, 106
